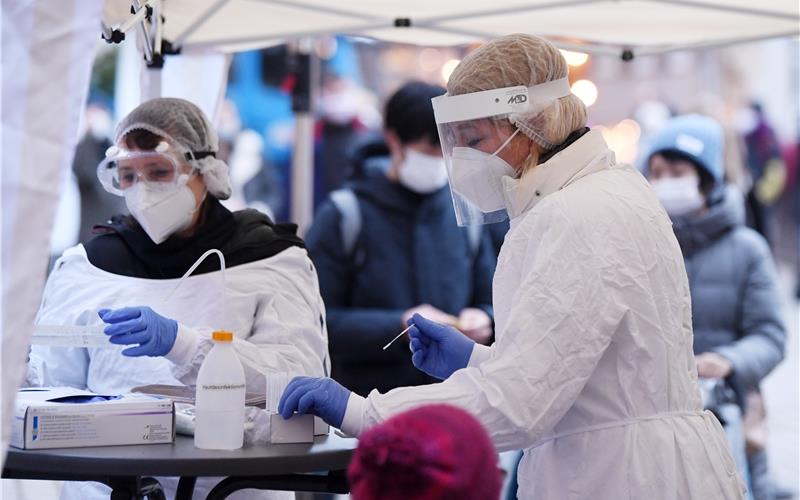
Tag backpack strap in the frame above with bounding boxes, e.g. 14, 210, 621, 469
329, 188, 361, 257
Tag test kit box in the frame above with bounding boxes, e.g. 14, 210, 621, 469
11, 387, 175, 450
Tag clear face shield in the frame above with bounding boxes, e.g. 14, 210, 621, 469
432, 78, 571, 226
97, 141, 197, 196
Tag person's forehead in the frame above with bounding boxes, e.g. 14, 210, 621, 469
651, 155, 696, 173
454, 119, 495, 130
117, 155, 173, 167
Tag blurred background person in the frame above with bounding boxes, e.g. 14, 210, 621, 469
305, 80, 496, 397
738, 102, 788, 247
313, 72, 379, 207
348, 404, 503, 500
646, 114, 786, 500
72, 99, 126, 243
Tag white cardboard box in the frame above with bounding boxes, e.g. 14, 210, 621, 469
11, 387, 175, 450
269, 413, 314, 444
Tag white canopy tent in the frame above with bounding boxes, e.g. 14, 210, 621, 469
102, 0, 799, 56
100, 0, 800, 230
2, 0, 798, 468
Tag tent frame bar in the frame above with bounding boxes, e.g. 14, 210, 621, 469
172, 0, 231, 48
132, 0, 800, 58
255, 0, 384, 22
636, 28, 800, 56
646, 0, 798, 21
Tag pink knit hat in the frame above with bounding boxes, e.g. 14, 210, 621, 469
348, 404, 502, 500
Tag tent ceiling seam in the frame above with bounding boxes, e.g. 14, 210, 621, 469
643, 0, 799, 21
253, 0, 384, 21
172, 0, 231, 48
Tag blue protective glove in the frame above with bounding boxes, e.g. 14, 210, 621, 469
278, 376, 350, 428
99, 306, 178, 357
408, 313, 475, 380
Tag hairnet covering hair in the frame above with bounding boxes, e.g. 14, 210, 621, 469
447, 34, 587, 151
347, 404, 502, 500
114, 98, 232, 199
646, 114, 725, 184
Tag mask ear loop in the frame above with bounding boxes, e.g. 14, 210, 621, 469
491, 128, 521, 158
490, 127, 527, 178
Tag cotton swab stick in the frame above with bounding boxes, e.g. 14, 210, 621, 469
382, 325, 413, 350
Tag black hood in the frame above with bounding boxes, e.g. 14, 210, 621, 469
86, 197, 304, 279
672, 186, 745, 256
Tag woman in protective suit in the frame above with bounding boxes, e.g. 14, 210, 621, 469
277, 35, 745, 499
27, 98, 329, 500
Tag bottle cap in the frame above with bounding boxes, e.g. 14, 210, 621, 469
212, 330, 234, 342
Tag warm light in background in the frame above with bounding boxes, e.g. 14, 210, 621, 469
571, 79, 598, 107
597, 119, 642, 164
560, 49, 589, 67
441, 59, 461, 83
314, 37, 338, 60
419, 48, 442, 72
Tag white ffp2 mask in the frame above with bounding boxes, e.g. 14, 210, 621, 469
449, 130, 520, 212
397, 149, 448, 194
124, 180, 198, 244
651, 177, 705, 217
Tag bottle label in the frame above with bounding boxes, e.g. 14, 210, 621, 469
200, 384, 245, 390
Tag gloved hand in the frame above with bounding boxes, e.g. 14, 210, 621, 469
408, 313, 475, 380
99, 306, 178, 357
278, 377, 350, 428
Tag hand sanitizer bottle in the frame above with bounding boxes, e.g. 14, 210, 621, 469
194, 330, 245, 450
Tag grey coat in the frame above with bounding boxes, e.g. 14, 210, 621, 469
673, 187, 785, 390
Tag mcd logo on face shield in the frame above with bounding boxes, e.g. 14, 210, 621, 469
507, 94, 528, 105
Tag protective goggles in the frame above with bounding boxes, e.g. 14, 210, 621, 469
96, 142, 212, 196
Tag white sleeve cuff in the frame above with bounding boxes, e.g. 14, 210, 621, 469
166, 324, 201, 366
468, 343, 492, 368
340, 392, 368, 437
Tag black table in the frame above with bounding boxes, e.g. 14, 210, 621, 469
3, 433, 358, 499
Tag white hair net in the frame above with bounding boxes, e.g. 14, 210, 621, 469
115, 97, 232, 199
447, 34, 587, 152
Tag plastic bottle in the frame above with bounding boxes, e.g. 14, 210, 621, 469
194, 330, 246, 450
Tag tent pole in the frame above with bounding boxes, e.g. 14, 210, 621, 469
289, 38, 316, 235
132, 0, 154, 63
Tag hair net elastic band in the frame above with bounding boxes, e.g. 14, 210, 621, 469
432, 77, 571, 125
194, 156, 232, 200
116, 123, 179, 149
509, 118, 558, 150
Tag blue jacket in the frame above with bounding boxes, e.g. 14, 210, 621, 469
305, 158, 495, 396
673, 187, 785, 390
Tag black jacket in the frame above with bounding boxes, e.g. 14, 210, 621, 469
305, 152, 495, 396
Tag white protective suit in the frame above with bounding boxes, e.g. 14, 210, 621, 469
28, 244, 329, 500
342, 130, 745, 499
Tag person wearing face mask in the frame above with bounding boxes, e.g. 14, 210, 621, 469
279, 35, 745, 499
305, 81, 495, 397
646, 115, 785, 500
26, 98, 329, 500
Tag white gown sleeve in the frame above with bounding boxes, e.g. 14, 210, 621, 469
343, 199, 629, 451
27, 346, 90, 389
26, 263, 91, 389
165, 249, 329, 396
